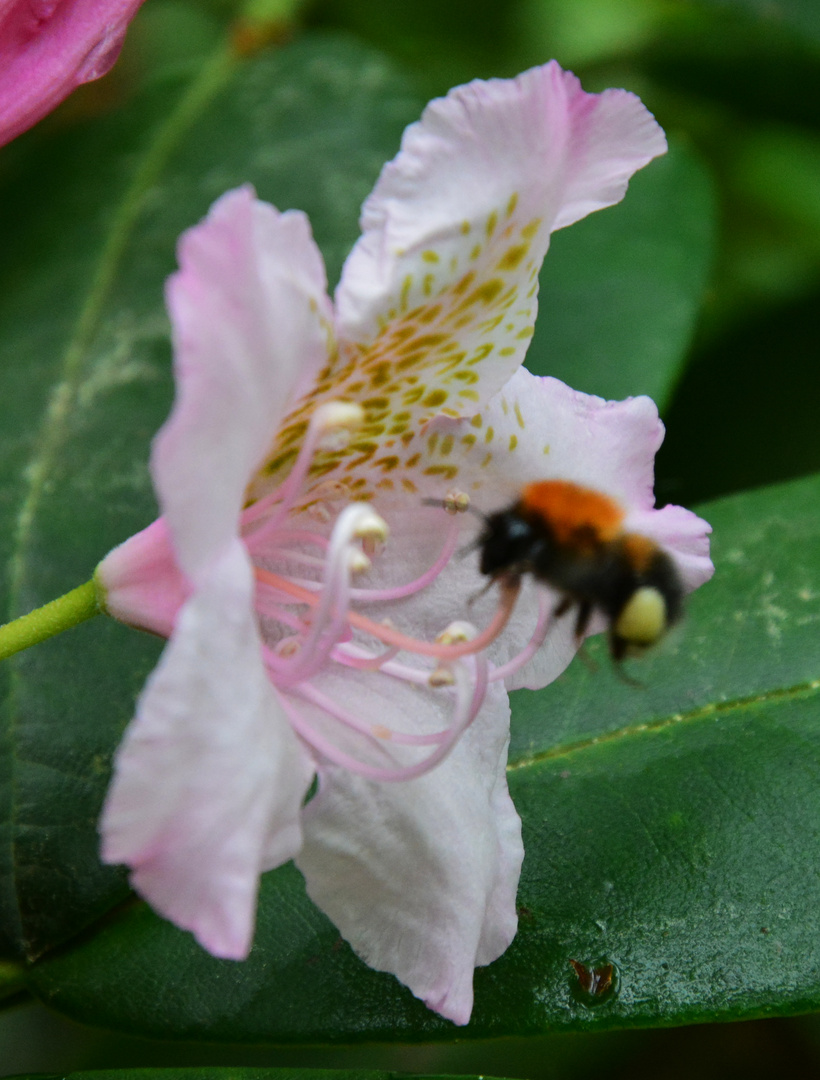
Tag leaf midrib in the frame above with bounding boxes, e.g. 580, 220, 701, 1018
507, 676, 820, 771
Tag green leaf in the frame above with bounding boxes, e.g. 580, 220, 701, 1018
0, 35, 422, 960
526, 138, 716, 411
24, 475, 820, 1039
8, 1073, 506, 1080
694, 0, 820, 48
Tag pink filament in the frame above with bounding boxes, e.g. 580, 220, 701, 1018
490, 590, 553, 682
255, 565, 519, 660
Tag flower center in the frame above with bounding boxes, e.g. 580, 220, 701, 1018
241, 402, 553, 781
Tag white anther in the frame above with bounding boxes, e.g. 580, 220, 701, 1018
443, 489, 471, 515
429, 664, 456, 687
435, 620, 476, 646
347, 550, 372, 575
315, 401, 366, 450
308, 502, 332, 524
362, 534, 385, 559
275, 637, 301, 658
352, 508, 390, 543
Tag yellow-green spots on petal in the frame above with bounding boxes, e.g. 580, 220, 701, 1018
418, 303, 442, 324
247, 189, 549, 509
427, 432, 439, 454
453, 271, 476, 297
468, 343, 493, 366
514, 401, 525, 429
375, 455, 400, 471
422, 389, 448, 410
424, 464, 459, 480
508, 434, 518, 451
500, 398, 509, 415
497, 243, 528, 272
451, 368, 479, 384
543, 443, 551, 454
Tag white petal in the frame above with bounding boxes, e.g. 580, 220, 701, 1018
100, 542, 314, 959
335, 62, 665, 409
295, 678, 522, 1025
156, 186, 333, 579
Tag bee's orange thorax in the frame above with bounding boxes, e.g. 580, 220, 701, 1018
519, 480, 624, 548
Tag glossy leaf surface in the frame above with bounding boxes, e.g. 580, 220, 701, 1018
530, 138, 715, 410
695, 0, 820, 47
11, 1072, 501, 1080
25, 475, 820, 1040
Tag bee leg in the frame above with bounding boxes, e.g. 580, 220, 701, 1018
575, 642, 599, 674
553, 595, 574, 619
609, 635, 645, 688
569, 600, 599, 673
574, 600, 593, 641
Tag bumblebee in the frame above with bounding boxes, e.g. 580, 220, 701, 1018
478, 480, 683, 661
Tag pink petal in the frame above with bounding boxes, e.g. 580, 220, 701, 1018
372, 369, 710, 690
96, 517, 188, 637
335, 61, 666, 413
0, 0, 144, 147
100, 541, 314, 959
626, 503, 714, 593
436, 369, 665, 510
157, 185, 332, 580
295, 677, 522, 1025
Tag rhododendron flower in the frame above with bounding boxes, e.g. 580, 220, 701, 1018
96, 62, 713, 1025
0, 0, 144, 148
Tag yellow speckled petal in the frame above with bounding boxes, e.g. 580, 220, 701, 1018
248, 62, 666, 507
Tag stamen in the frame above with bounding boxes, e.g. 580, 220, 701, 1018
274, 655, 487, 782
332, 640, 401, 671
242, 401, 365, 538
255, 566, 520, 660
263, 504, 389, 686
345, 520, 459, 602
294, 682, 457, 747
489, 589, 553, 682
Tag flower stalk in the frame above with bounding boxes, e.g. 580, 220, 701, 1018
0, 580, 100, 662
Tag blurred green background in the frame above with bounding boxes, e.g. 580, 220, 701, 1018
1, 0, 818, 1074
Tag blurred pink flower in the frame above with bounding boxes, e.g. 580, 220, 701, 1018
0, 0, 144, 147
96, 62, 712, 1024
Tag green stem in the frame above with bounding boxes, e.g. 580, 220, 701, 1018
0, 581, 101, 662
